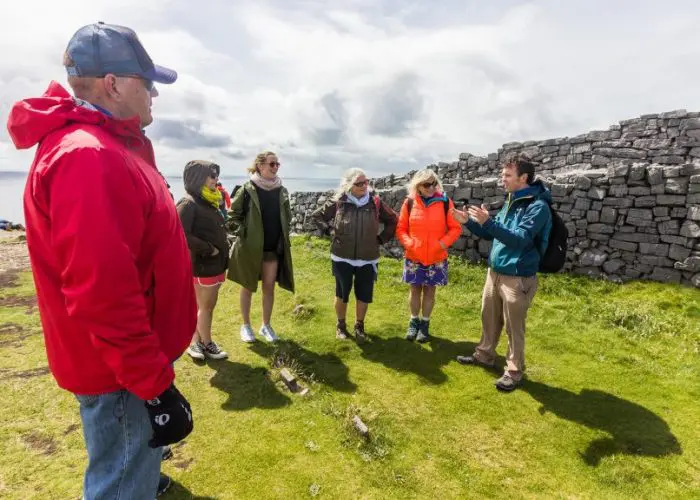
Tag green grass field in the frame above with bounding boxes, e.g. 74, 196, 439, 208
1, 236, 698, 499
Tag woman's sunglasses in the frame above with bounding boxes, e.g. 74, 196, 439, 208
420, 181, 437, 188
267, 162, 281, 168
353, 180, 369, 187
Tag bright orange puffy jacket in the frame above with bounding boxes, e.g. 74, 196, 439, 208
396, 193, 462, 266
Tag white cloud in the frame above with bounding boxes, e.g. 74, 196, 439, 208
2, 0, 700, 179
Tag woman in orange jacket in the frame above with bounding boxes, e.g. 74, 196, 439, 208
396, 169, 462, 342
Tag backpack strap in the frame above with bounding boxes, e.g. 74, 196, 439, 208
406, 197, 449, 229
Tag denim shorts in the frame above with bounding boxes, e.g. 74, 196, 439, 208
75, 390, 162, 499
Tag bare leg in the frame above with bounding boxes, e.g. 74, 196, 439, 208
421, 285, 436, 318
335, 297, 348, 321
356, 300, 368, 322
194, 283, 221, 345
240, 287, 253, 325
409, 285, 422, 317
261, 259, 278, 325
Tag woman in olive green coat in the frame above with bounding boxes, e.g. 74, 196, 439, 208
227, 151, 295, 343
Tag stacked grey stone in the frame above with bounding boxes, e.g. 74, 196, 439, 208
290, 110, 700, 288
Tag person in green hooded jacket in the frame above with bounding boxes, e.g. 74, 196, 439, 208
227, 151, 295, 343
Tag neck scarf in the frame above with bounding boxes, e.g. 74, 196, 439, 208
251, 172, 282, 191
346, 192, 370, 207
200, 185, 222, 208
421, 192, 447, 207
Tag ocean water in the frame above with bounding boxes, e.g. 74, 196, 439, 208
0, 171, 337, 224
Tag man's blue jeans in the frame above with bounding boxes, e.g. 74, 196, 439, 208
76, 390, 162, 499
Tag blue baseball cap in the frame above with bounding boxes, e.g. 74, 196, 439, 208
65, 22, 177, 84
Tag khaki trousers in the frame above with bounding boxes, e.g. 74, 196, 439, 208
473, 269, 538, 381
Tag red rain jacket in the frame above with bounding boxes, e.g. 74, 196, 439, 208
6, 81, 196, 400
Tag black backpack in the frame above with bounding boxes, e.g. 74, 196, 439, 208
406, 197, 450, 226
231, 184, 251, 219
538, 201, 568, 273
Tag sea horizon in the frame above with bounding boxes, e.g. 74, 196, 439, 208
0, 171, 339, 224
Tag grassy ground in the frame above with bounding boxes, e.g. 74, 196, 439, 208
0, 235, 698, 499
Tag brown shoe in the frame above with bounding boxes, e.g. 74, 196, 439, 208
336, 320, 350, 340
354, 321, 367, 344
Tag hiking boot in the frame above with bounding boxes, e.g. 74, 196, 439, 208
495, 374, 521, 392
203, 341, 228, 360
416, 319, 431, 343
336, 320, 350, 340
156, 474, 172, 497
186, 342, 205, 360
240, 324, 256, 343
260, 324, 280, 343
456, 355, 493, 367
406, 318, 421, 341
354, 321, 367, 344
162, 445, 173, 461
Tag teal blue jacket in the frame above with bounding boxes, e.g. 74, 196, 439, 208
467, 180, 552, 277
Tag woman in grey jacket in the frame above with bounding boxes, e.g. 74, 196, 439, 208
312, 168, 397, 342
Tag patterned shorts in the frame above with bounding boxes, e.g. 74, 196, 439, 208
402, 259, 448, 286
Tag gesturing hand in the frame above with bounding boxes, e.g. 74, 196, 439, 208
449, 208, 468, 224
467, 204, 491, 225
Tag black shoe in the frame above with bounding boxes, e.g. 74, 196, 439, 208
162, 445, 173, 461
416, 319, 431, 343
157, 474, 172, 497
406, 318, 420, 341
456, 355, 493, 367
354, 321, 367, 344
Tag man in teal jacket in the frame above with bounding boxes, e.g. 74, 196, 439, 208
452, 154, 552, 391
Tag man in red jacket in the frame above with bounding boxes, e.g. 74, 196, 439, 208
6, 22, 196, 499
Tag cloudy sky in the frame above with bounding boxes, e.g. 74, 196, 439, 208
0, 0, 698, 178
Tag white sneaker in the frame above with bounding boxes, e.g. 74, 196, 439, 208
260, 324, 280, 343
240, 324, 256, 343
186, 342, 205, 360
203, 341, 228, 360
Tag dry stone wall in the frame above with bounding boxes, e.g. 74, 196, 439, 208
290, 110, 700, 288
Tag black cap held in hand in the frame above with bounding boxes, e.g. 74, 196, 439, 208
144, 384, 193, 448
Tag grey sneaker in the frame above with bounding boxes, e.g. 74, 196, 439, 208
406, 318, 420, 341
495, 374, 521, 392
416, 319, 431, 343
260, 324, 280, 343
336, 321, 350, 340
186, 342, 205, 360
240, 324, 256, 343
203, 341, 228, 360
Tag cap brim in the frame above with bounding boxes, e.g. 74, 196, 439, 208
143, 64, 178, 84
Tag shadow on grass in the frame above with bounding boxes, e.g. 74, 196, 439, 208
208, 359, 291, 411
357, 328, 504, 384
165, 480, 218, 499
249, 340, 357, 393
523, 380, 682, 466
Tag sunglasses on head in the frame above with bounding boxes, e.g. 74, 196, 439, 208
353, 179, 369, 187
420, 181, 437, 188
